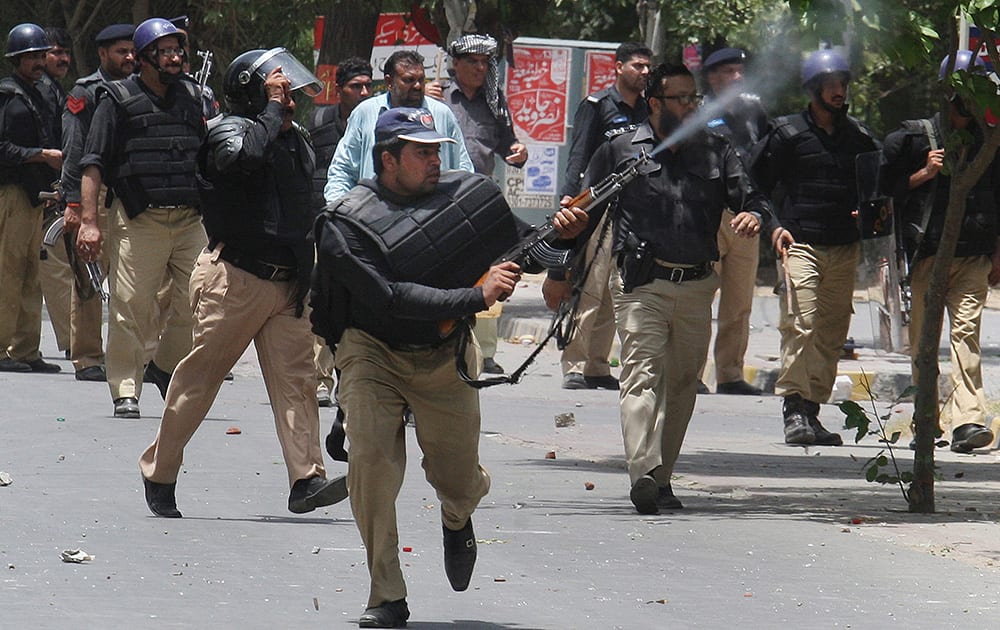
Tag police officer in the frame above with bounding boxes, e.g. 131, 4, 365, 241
752, 49, 880, 446
545, 42, 652, 391
139, 49, 348, 518
307, 56, 373, 409
36, 26, 74, 359
883, 51, 1000, 453
559, 63, 768, 515
76, 17, 208, 418
0, 23, 63, 373
60, 24, 135, 382
699, 47, 769, 396
311, 107, 586, 627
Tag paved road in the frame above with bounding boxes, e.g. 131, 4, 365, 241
3, 306, 999, 629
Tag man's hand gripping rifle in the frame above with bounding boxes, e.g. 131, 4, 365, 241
38, 183, 108, 302
490, 149, 655, 301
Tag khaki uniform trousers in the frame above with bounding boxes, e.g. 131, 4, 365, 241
337, 327, 490, 608
107, 205, 206, 400
70, 196, 114, 371
0, 184, 44, 362
707, 211, 760, 384
38, 232, 73, 352
140, 247, 326, 486
776, 242, 859, 403
612, 267, 719, 485
909, 255, 991, 429
313, 336, 336, 395
562, 217, 616, 377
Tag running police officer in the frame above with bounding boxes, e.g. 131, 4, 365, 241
139, 49, 348, 518
77, 18, 208, 418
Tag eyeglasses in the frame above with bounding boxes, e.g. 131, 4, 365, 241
156, 47, 184, 59
656, 93, 704, 106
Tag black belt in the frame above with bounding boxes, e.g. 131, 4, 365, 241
214, 246, 296, 282
650, 261, 712, 283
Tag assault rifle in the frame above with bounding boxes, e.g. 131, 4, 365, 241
38, 185, 108, 302
194, 50, 214, 92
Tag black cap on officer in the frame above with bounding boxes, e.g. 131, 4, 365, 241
703, 47, 747, 72
95, 24, 135, 46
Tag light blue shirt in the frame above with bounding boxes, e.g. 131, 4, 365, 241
323, 92, 474, 203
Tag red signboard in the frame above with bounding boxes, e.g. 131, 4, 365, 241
584, 51, 617, 98
505, 45, 571, 144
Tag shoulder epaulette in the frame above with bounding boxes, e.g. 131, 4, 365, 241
586, 88, 611, 104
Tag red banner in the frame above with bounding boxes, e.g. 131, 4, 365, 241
505, 45, 571, 144
584, 51, 617, 98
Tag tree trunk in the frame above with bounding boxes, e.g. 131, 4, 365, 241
317, 0, 384, 66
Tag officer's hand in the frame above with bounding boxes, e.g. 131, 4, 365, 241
924, 148, 945, 179
40, 148, 62, 170
64, 204, 81, 232
76, 224, 101, 263
731, 212, 760, 237
482, 261, 522, 306
424, 80, 445, 101
559, 195, 573, 207
264, 67, 291, 102
552, 206, 588, 239
542, 277, 572, 312
505, 143, 528, 166
772, 227, 794, 255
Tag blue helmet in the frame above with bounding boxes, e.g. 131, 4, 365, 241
938, 50, 986, 81
5, 23, 52, 58
133, 17, 185, 54
801, 49, 850, 88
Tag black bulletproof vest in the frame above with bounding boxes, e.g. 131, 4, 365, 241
102, 77, 204, 217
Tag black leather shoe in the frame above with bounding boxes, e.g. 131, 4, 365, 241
481, 357, 505, 374
697, 380, 710, 394
657, 484, 683, 510
359, 598, 409, 628
950, 423, 995, 453
443, 518, 477, 591
584, 374, 620, 390
75, 365, 107, 382
143, 477, 182, 518
0, 358, 31, 372
288, 475, 348, 514
144, 361, 171, 399
562, 373, 589, 389
782, 394, 815, 445
27, 358, 61, 373
809, 417, 843, 446
113, 397, 140, 419
717, 380, 763, 396
629, 474, 659, 515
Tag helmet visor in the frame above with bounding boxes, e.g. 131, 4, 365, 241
244, 47, 322, 98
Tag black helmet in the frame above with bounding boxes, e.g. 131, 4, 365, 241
6, 23, 52, 58
223, 48, 322, 116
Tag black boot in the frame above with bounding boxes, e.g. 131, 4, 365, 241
782, 394, 815, 445
803, 399, 843, 446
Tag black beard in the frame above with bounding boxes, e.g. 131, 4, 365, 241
657, 108, 683, 139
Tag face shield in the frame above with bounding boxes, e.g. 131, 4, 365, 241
237, 47, 322, 98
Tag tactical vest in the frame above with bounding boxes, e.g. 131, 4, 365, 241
0, 77, 58, 201
101, 77, 204, 218
772, 112, 877, 245
199, 116, 317, 256
333, 172, 521, 290
899, 118, 999, 258
309, 105, 344, 199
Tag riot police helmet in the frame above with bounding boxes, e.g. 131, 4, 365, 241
223, 48, 322, 116
6, 23, 52, 58
801, 49, 850, 89
133, 17, 185, 55
938, 50, 986, 81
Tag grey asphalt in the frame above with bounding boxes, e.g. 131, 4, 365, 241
3, 278, 1000, 629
